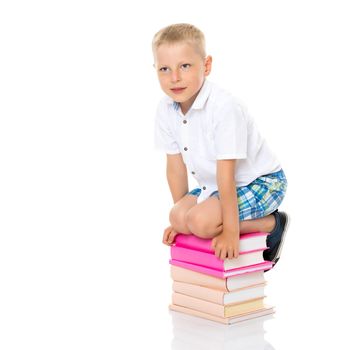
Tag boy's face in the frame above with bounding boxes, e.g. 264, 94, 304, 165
154, 42, 212, 113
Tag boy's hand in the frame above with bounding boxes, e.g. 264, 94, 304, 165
211, 231, 240, 260
162, 225, 179, 246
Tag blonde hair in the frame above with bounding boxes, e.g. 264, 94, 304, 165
152, 23, 206, 60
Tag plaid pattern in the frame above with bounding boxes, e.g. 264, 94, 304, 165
187, 169, 287, 221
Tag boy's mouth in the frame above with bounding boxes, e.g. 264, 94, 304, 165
171, 87, 186, 94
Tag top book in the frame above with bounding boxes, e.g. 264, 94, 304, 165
170, 232, 271, 275
174, 232, 268, 254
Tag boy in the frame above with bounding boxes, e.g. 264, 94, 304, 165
152, 23, 289, 270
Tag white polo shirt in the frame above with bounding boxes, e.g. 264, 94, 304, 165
154, 79, 281, 203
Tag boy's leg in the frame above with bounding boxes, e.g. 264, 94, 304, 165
185, 196, 223, 238
185, 196, 276, 239
185, 195, 289, 270
169, 194, 198, 234
240, 215, 276, 234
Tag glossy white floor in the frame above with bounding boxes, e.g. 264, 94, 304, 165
1, 1, 350, 348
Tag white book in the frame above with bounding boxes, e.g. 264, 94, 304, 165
173, 281, 266, 305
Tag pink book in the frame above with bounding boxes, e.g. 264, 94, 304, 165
170, 246, 265, 271
170, 259, 273, 278
174, 232, 268, 254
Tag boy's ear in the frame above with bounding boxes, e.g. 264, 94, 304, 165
204, 55, 212, 76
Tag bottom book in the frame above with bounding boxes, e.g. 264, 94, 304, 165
173, 293, 266, 318
169, 304, 275, 325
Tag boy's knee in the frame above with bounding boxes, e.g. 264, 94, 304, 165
185, 210, 210, 237
169, 205, 187, 231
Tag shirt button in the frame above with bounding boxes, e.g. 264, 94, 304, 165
202, 186, 206, 190
191, 171, 195, 175
183, 120, 187, 124
184, 147, 188, 151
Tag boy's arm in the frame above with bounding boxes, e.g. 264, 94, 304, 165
161, 153, 188, 246
211, 159, 240, 259
166, 153, 189, 204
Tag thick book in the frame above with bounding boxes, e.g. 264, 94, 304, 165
171, 246, 265, 271
174, 232, 268, 254
170, 259, 273, 278
169, 304, 274, 325
173, 281, 266, 305
172, 292, 265, 318
171, 265, 266, 292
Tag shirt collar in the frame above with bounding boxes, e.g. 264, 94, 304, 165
165, 79, 211, 111
191, 79, 211, 109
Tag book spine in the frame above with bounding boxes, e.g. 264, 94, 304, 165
169, 304, 230, 324
171, 246, 224, 270
174, 232, 268, 253
170, 265, 228, 292
170, 259, 226, 278
172, 281, 224, 304
169, 259, 273, 278
172, 292, 265, 318
169, 304, 275, 325
173, 281, 266, 305
171, 246, 264, 271
172, 292, 225, 317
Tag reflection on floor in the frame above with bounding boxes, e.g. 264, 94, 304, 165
170, 310, 275, 350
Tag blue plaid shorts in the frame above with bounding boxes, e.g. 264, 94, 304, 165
187, 169, 287, 221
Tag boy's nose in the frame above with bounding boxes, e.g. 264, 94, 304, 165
171, 70, 181, 82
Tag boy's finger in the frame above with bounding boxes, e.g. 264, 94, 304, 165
215, 247, 221, 259
163, 238, 170, 246
163, 231, 169, 242
163, 230, 172, 244
220, 249, 227, 261
168, 231, 177, 244
228, 249, 234, 259
211, 238, 217, 249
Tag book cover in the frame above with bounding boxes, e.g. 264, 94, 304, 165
174, 232, 268, 254
171, 245, 265, 271
172, 281, 266, 305
170, 259, 273, 278
169, 304, 274, 325
172, 292, 265, 318
171, 265, 266, 292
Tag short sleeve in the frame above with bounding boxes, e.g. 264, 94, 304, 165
213, 98, 248, 160
154, 101, 181, 155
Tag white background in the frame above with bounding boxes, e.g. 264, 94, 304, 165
1, 0, 349, 349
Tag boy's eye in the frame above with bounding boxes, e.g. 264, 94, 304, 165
158, 64, 190, 73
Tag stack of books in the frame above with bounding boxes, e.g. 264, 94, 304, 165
169, 232, 275, 324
